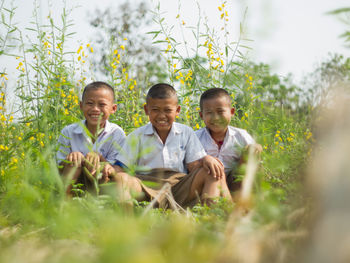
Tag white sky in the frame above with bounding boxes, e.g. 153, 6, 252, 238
1, 0, 349, 83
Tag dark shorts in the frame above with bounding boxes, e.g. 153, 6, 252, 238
135, 168, 200, 209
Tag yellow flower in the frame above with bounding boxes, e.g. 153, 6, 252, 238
0, 145, 4, 150
40, 141, 44, 147
120, 45, 125, 50
129, 85, 134, 91
123, 37, 127, 41
182, 20, 185, 25
279, 146, 284, 150
18, 136, 22, 141
87, 43, 91, 47
90, 47, 94, 53
114, 49, 118, 54
29, 136, 35, 141
218, 6, 222, 11
290, 132, 295, 137
276, 130, 280, 134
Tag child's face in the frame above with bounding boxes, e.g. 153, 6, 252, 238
144, 96, 180, 135
199, 96, 235, 134
80, 88, 117, 130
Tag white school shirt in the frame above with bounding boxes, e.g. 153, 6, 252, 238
56, 120, 126, 164
195, 126, 255, 175
117, 122, 207, 174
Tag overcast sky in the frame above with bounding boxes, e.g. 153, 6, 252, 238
2, 0, 349, 82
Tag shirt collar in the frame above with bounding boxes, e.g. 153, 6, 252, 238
144, 122, 182, 136
205, 126, 232, 140
73, 120, 110, 134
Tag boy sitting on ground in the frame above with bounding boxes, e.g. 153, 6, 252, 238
108, 83, 232, 208
195, 88, 262, 192
57, 81, 125, 195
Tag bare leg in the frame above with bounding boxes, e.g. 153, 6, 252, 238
187, 167, 232, 204
112, 172, 143, 202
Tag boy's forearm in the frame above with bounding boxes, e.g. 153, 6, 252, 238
186, 159, 202, 173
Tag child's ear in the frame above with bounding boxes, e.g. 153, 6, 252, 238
143, 103, 149, 115
231, 107, 235, 115
111, 104, 117, 113
199, 111, 203, 119
176, 105, 181, 115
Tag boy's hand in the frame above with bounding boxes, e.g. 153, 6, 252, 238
202, 155, 225, 180
240, 144, 263, 164
84, 152, 100, 176
100, 163, 115, 183
66, 152, 85, 167
248, 143, 263, 155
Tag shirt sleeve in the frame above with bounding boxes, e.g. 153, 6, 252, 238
239, 129, 255, 146
56, 127, 71, 164
185, 128, 207, 164
105, 128, 126, 164
115, 132, 140, 168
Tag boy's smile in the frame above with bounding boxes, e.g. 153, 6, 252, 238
80, 88, 117, 134
144, 97, 180, 140
200, 96, 235, 135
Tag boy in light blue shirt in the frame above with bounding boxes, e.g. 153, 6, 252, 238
196, 88, 262, 191
57, 81, 125, 194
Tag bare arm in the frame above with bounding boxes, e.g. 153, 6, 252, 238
187, 155, 225, 180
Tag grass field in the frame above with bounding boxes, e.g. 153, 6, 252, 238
1, 1, 347, 262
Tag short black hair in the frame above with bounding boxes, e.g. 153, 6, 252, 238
146, 83, 177, 102
81, 81, 115, 102
199, 88, 232, 110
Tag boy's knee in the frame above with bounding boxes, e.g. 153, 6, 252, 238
112, 172, 129, 184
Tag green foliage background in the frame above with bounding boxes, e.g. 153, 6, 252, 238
0, 1, 349, 262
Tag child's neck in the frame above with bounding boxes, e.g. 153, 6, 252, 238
86, 122, 105, 141
209, 128, 228, 148
156, 130, 170, 144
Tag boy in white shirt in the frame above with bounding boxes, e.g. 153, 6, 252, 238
110, 83, 231, 208
57, 81, 126, 195
195, 88, 262, 192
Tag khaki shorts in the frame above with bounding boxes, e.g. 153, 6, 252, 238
135, 168, 200, 209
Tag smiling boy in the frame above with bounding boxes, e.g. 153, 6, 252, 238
111, 83, 231, 208
196, 88, 262, 191
57, 81, 125, 194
